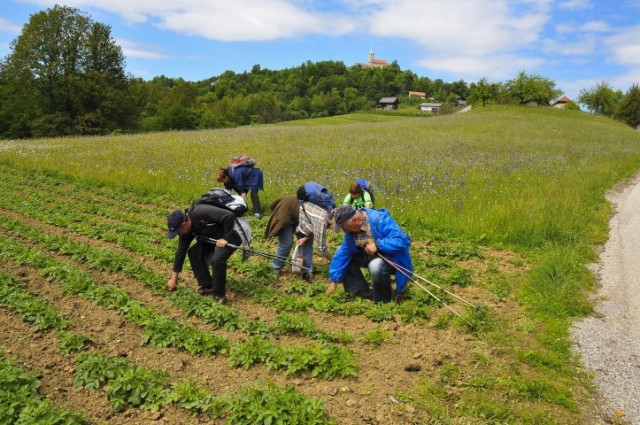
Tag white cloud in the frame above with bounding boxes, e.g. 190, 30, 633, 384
417, 53, 544, 81
21, 0, 356, 40
580, 20, 610, 32
367, 1, 548, 54
541, 37, 595, 56
606, 25, 640, 66
0, 17, 23, 34
364, 0, 550, 79
155, 2, 355, 41
557, 0, 592, 10
117, 38, 166, 59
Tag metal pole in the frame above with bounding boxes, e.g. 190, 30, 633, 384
377, 253, 475, 327
197, 236, 312, 272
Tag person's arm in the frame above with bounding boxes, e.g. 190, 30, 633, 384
363, 191, 373, 208
168, 233, 193, 291
343, 193, 352, 206
167, 271, 179, 292
372, 212, 411, 254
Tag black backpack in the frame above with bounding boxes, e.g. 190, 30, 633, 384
193, 188, 248, 217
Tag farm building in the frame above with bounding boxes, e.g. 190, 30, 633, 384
420, 102, 442, 113
378, 97, 399, 110
408, 91, 427, 98
552, 96, 572, 109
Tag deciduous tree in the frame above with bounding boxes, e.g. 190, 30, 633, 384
504, 71, 562, 105
0, 5, 136, 138
577, 81, 623, 116
613, 84, 640, 129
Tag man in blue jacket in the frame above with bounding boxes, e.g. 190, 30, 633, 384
326, 205, 413, 303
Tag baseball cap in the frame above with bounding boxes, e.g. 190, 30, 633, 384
331, 205, 356, 232
167, 210, 185, 239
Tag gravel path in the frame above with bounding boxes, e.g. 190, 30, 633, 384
572, 172, 640, 425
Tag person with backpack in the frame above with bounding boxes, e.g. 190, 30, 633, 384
326, 205, 412, 303
166, 202, 248, 305
216, 158, 264, 219
295, 183, 334, 282
343, 181, 374, 209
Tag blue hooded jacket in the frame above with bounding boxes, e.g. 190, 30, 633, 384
328, 208, 413, 293
226, 166, 264, 193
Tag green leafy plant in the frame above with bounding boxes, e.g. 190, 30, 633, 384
220, 383, 335, 425
361, 326, 393, 346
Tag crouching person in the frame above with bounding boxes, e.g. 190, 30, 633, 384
166, 204, 243, 305
326, 205, 412, 303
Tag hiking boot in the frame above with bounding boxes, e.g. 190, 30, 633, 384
301, 273, 314, 283
197, 286, 214, 295
214, 295, 228, 305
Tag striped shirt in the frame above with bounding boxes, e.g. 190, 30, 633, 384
297, 201, 331, 257
353, 212, 375, 248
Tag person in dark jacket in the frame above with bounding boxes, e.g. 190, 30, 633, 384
264, 195, 300, 272
217, 165, 264, 218
166, 204, 243, 304
327, 205, 412, 303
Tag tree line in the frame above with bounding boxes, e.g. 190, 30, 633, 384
1, 5, 638, 139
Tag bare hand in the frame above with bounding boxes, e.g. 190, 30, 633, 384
325, 283, 337, 296
297, 237, 308, 247
216, 238, 228, 248
167, 277, 177, 292
365, 242, 377, 256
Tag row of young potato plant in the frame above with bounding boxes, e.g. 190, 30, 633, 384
0, 236, 358, 379
74, 352, 335, 423
0, 179, 437, 324
0, 168, 158, 226
0, 164, 172, 218
0, 186, 172, 262
1, 165, 476, 327
0, 271, 336, 424
0, 212, 353, 343
0, 353, 89, 425
0, 163, 487, 268
0, 271, 92, 355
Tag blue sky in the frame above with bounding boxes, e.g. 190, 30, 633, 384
1, 0, 639, 100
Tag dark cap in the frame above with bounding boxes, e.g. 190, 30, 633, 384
167, 210, 185, 239
332, 205, 356, 232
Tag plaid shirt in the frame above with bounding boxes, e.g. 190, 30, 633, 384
297, 202, 331, 257
353, 212, 375, 248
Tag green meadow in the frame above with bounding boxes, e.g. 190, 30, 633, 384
2, 105, 640, 423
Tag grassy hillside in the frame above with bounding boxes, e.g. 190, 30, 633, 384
1, 106, 640, 423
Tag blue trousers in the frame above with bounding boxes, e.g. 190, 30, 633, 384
271, 225, 313, 274
343, 252, 393, 302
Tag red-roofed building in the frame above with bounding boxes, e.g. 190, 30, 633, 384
357, 49, 391, 68
408, 91, 426, 98
552, 96, 572, 109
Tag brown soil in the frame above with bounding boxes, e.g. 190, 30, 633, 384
0, 170, 589, 424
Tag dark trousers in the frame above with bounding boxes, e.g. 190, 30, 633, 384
188, 236, 239, 297
250, 189, 262, 215
343, 252, 393, 302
